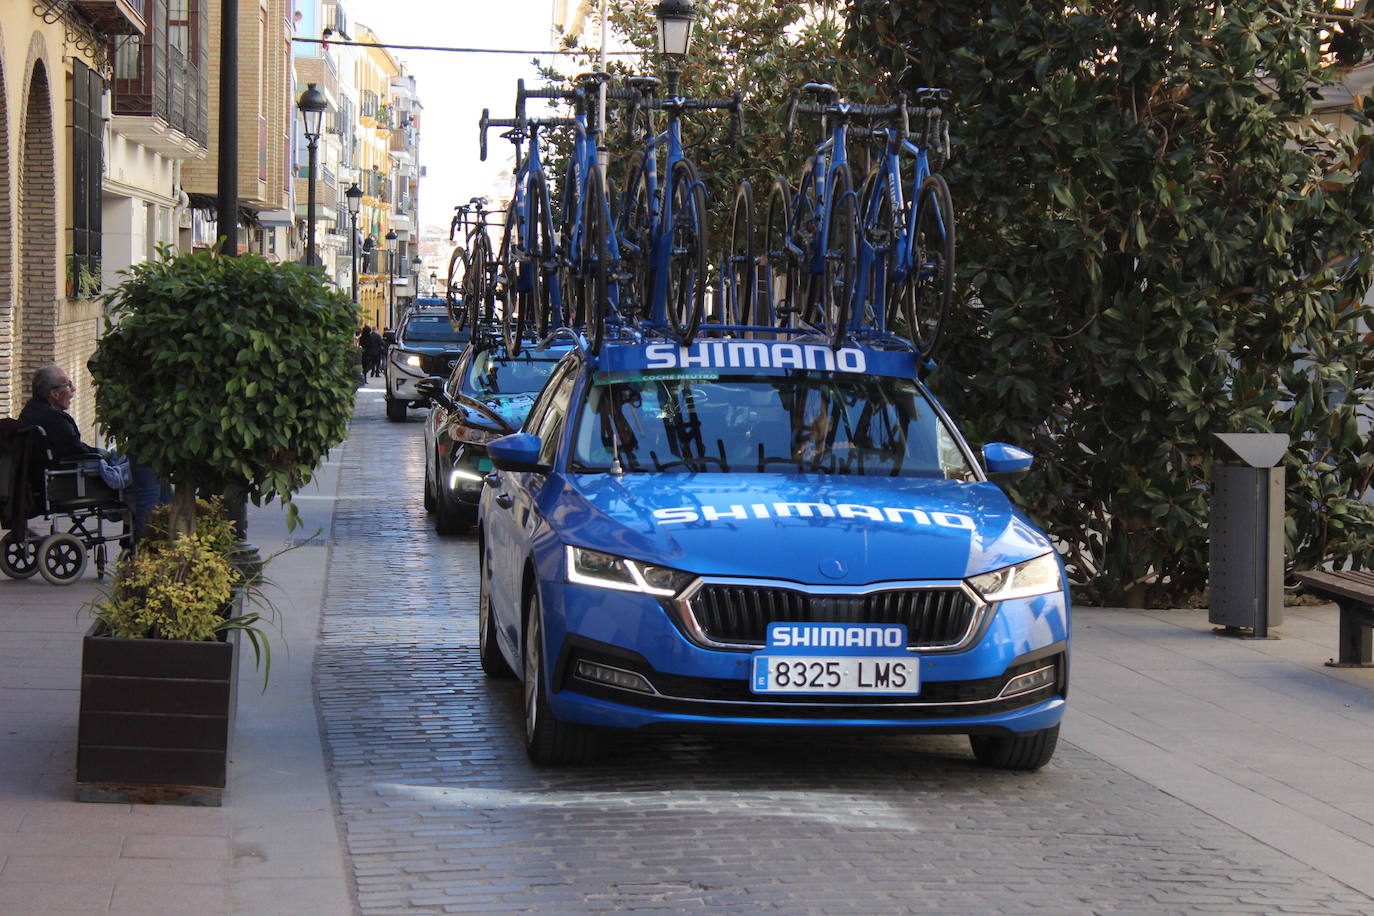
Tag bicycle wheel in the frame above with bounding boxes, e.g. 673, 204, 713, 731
445, 246, 469, 334
727, 180, 755, 326
616, 160, 652, 323
578, 166, 610, 353
861, 167, 898, 333
759, 176, 792, 329
501, 202, 527, 356
527, 172, 552, 341
557, 163, 582, 330
667, 159, 707, 344
910, 173, 955, 356
825, 183, 859, 350
792, 165, 820, 325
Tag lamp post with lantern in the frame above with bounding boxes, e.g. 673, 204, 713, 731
344, 182, 363, 304
386, 228, 398, 327
297, 84, 327, 267
653, 0, 697, 97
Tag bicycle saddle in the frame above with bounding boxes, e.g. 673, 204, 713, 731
628, 75, 661, 93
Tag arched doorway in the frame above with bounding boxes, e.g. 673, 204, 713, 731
17, 58, 56, 409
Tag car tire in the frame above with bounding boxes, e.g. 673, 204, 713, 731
969, 724, 1059, 771
523, 587, 596, 765
385, 397, 407, 422
423, 469, 436, 514
478, 543, 514, 678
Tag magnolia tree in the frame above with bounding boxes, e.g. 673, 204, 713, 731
845, 0, 1374, 605
90, 250, 359, 539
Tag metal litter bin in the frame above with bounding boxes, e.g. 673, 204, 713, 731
1208, 433, 1287, 637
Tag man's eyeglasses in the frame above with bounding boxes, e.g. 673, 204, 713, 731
50, 381, 75, 392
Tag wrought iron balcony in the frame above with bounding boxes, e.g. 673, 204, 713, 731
73, 0, 147, 35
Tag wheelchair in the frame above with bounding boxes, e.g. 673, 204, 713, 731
0, 423, 132, 586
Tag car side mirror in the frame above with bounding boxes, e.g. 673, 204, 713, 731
383, 330, 396, 345
487, 432, 551, 474
983, 442, 1033, 482
414, 377, 455, 410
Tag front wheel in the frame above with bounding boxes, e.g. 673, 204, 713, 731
910, 173, 955, 356
969, 724, 1059, 771
727, 180, 755, 326
666, 160, 707, 344
445, 246, 469, 334
385, 397, 407, 422
38, 532, 87, 585
577, 166, 611, 354
523, 587, 597, 765
759, 176, 792, 329
478, 543, 514, 678
825, 186, 859, 350
0, 534, 38, 579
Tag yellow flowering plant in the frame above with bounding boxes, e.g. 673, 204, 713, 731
91, 497, 275, 683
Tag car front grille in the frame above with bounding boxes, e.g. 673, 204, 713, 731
681, 582, 981, 650
421, 353, 458, 377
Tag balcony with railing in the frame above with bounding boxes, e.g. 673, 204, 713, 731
74, 0, 147, 35
109, 6, 208, 153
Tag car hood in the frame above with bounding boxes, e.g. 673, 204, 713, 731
541, 473, 1053, 584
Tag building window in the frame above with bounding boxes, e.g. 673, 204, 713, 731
168, 0, 196, 61
70, 59, 105, 296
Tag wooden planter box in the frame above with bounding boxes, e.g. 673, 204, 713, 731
75, 613, 241, 807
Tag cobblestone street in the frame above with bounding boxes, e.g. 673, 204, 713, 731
310, 394, 1374, 915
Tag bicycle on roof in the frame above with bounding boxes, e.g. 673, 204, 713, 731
762, 83, 956, 354
445, 197, 491, 335
616, 76, 743, 347
856, 87, 955, 356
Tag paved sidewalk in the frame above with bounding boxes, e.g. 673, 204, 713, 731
0, 443, 350, 916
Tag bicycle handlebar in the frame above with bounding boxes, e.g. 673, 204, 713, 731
478, 108, 521, 161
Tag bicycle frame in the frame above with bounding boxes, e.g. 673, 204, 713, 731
786, 107, 861, 326
561, 110, 621, 323
622, 103, 695, 326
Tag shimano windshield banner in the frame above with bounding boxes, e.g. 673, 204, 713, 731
594, 340, 918, 380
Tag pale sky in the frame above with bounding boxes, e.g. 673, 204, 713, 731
342, 0, 605, 234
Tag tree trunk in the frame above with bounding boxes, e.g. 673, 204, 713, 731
169, 482, 198, 540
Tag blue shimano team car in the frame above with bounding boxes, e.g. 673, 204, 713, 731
478, 331, 1069, 769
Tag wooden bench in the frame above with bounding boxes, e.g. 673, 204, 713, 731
1293, 570, 1374, 668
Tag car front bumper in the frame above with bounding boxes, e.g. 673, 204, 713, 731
539, 581, 1070, 735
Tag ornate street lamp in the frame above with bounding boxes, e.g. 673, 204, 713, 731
430, 270, 438, 296
411, 255, 423, 300
386, 228, 398, 326
344, 182, 363, 304
297, 83, 328, 267
653, 0, 697, 96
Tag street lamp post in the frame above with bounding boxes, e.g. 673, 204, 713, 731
653, 0, 697, 97
344, 182, 363, 304
297, 84, 327, 267
411, 255, 423, 301
430, 270, 438, 297
386, 228, 398, 326
362, 235, 376, 325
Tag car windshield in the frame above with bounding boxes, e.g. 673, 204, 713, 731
461, 350, 564, 397
570, 373, 975, 478
401, 315, 464, 343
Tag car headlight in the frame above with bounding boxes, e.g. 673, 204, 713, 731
404, 354, 423, 368
566, 546, 695, 597
966, 552, 1061, 603
391, 349, 422, 368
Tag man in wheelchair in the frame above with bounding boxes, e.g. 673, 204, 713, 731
1, 365, 132, 585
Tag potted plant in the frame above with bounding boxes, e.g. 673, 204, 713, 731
76, 498, 261, 805
78, 248, 358, 805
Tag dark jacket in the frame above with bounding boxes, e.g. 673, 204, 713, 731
18, 397, 100, 461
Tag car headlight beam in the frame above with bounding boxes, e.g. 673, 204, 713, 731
566, 546, 694, 597
966, 552, 1061, 603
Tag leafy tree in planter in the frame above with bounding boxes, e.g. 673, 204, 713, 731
845, 1, 1374, 605
90, 250, 359, 539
